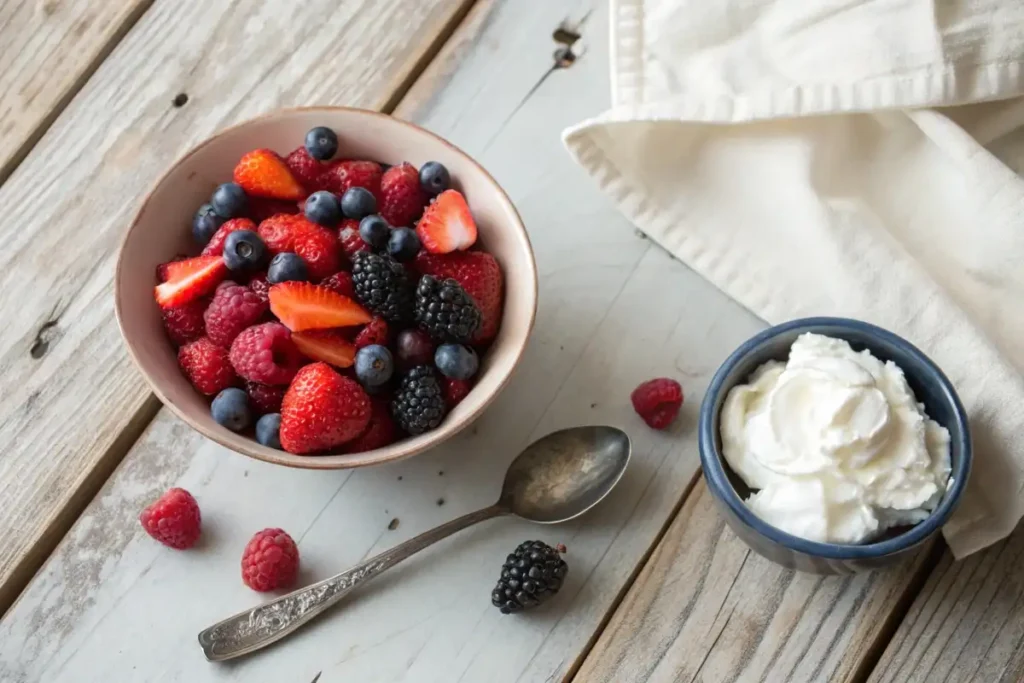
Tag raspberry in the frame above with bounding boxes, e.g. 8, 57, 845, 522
285, 146, 326, 190
246, 381, 287, 415
321, 271, 355, 299
161, 298, 208, 346
338, 219, 369, 264
630, 378, 683, 430
204, 284, 268, 347
345, 399, 399, 453
379, 162, 426, 227
139, 488, 201, 549
248, 273, 271, 304
201, 218, 256, 257
441, 377, 472, 409
229, 322, 304, 385
241, 528, 299, 592
178, 337, 237, 395
354, 317, 389, 349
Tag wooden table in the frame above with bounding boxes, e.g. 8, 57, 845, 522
2, 1, 1023, 681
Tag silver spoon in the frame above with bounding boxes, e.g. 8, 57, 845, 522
198, 425, 631, 661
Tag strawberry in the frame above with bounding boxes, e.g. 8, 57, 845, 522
321, 271, 355, 299
155, 255, 228, 308
292, 330, 357, 368
201, 217, 257, 257
344, 399, 399, 453
161, 298, 209, 346
178, 337, 237, 395
233, 149, 305, 200
319, 160, 382, 198
269, 282, 371, 331
416, 190, 477, 254
379, 162, 426, 227
246, 197, 300, 224
338, 219, 368, 264
257, 214, 339, 279
415, 251, 503, 342
258, 213, 310, 254
353, 317, 389, 349
156, 255, 188, 282
285, 147, 326, 190
280, 363, 372, 454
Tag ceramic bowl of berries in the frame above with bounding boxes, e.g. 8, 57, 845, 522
115, 107, 536, 468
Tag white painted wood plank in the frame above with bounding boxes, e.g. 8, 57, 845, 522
0, 0, 471, 612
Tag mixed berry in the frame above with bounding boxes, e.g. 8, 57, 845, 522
154, 125, 505, 455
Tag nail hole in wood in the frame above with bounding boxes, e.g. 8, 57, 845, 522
172, 93, 188, 107
388, 518, 399, 530
30, 320, 59, 359
552, 25, 581, 69
437, 498, 445, 506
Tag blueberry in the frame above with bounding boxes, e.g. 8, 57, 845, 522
192, 203, 225, 245
354, 344, 394, 388
211, 388, 251, 432
434, 343, 478, 380
341, 187, 378, 220
211, 182, 247, 218
267, 252, 308, 283
305, 126, 338, 161
255, 413, 282, 449
419, 161, 450, 197
304, 190, 342, 227
223, 230, 267, 271
387, 227, 421, 262
359, 215, 391, 250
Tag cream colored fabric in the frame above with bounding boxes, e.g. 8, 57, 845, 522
564, 0, 1024, 558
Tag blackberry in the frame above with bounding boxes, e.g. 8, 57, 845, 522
414, 275, 481, 343
351, 252, 413, 323
391, 366, 446, 435
491, 541, 568, 614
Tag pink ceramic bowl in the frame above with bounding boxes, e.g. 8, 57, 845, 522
115, 107, 536, 469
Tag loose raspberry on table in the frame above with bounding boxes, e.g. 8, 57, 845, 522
139, 487, 201, 550
630, 378, 683, 430
161, 298, 208, 346
204, 283, 268, 347
178, 337, 237, 395
246, 381, 287, 415
229, 322, 304, 385
241, 528, 300, 592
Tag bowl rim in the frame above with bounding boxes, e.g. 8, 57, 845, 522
698, 316, 972, 559
115, 105, 538, 469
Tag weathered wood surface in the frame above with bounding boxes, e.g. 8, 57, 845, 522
0, 0, 152, 182
0, 0, 473, 615
868, 528, 1024, 683
1, 0, 762, 680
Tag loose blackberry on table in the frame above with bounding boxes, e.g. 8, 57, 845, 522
351, 251, 414, 322
414, 275, 481, 343
491, 540, 568, 614
391, 365, 446, 435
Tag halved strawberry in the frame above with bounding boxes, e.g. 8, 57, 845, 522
234, 149, 305, 200
416, 190, 477, 254
154, 255, 228, 308
269, 282, 372, 331
292, 330, 357, 368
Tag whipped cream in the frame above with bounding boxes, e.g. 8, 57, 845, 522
720, 333, 951, 544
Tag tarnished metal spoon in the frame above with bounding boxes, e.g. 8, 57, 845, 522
198, 425, 631, 661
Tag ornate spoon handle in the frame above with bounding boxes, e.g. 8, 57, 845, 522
198, 504, 505, 661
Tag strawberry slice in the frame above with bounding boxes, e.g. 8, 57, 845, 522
292, 330, 357, 368
154, 255, 227, 308
234, 149, 305, 200
416, 190, 477, 254
269, 282, 372, 331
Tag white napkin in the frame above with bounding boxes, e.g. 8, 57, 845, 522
564, 0, 1024, 558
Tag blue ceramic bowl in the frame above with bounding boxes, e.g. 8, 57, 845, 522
699, 317, 971, 574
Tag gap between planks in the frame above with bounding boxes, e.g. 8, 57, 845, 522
0, 0, 481, 620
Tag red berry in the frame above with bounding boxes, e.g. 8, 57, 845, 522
416, 190, 477, 254
139, 487, 202, 550
234, 149, 304, 200
229, 322, 304, 385
345, 399, 399, 453
161, 298, 208, 346
285, 146, 326, 190
248, 273, 271, 304
353, 317, 389, 349
395, 328, 434, 370
156, 254, 188, 282
630, 378, 683, 430
280, 362, 372, 454
201, 218, 256, 256
246, 381, 287, 415
415, 251, 503, 343
269, 281, 371, 332
246, 197, 301, 224
155, 255, 228, 308
321, 271, 355, 298
257, 214, 340, 279
292, 330, 356, 368
319, 160, 382, 198
379, 162, 426, 227
241, 528, 299, 592
178, 337, 237, 395
204, 283, 268, 347
441, 377, 473, 409
338, 219, 369, 265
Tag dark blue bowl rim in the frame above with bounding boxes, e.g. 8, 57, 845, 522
699, 317, 972, 560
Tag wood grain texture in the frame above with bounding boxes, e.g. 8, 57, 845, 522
868, 528, 1024, 683
1, 0, 766, 680
0, 0, 473, 615
573, 481, 939, 683
0, 0, 152, 182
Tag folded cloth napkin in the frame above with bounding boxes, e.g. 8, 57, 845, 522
564, 0, 1024, 558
